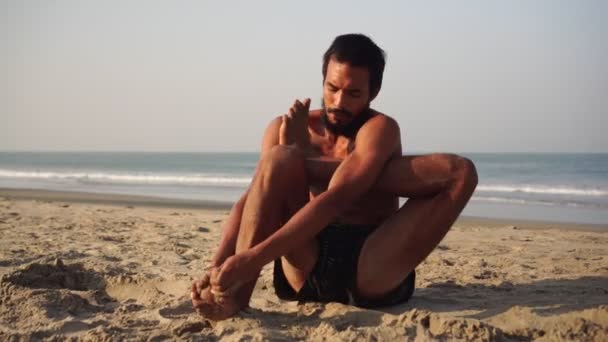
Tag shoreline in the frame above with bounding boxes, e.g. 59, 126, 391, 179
0, 187, 234, 210
1, 187, 607, 232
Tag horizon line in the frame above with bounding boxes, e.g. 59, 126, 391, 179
1, 150, 607, 154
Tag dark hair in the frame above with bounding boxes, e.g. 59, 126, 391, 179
322, 33, 386, 99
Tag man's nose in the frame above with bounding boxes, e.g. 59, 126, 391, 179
334, 90, 346, 108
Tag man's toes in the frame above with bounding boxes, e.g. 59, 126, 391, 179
288, 106, 297, 116
303, 98, 311, 109
193, 278, 210, 294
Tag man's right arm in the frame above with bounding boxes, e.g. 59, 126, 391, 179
208, 116, 282, 267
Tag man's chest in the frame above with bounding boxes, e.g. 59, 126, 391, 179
309, 133, 354, 160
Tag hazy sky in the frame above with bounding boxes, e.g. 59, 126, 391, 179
2, 1, 607, 153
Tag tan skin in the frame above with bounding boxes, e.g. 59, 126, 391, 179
191, 58, 478, 320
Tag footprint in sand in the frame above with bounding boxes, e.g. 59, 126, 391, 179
172, 320, 212, 337
158, 300, 193, 320
116, 301, 144, 314
473, 269, 498, 280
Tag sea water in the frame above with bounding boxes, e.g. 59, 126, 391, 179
0, 152, 606, 225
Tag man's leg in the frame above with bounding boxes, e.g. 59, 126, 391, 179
229, 145, 319, 306
356, 153, 478, 298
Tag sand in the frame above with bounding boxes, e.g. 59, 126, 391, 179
0, 190, 607, 341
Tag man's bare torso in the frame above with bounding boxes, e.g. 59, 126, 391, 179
292, 109, 401, 225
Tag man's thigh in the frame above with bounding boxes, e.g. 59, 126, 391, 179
356, 153, 469, 285
353, 197, 430, 300
279, 240, 319, 293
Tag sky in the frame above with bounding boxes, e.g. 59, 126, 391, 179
1, 1, 607, 153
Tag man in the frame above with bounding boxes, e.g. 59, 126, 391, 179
191, 33, 478, 320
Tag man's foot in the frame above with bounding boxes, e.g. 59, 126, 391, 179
279, 98, 311, 150
191, 285, 243, 320
191, 279, 245, 320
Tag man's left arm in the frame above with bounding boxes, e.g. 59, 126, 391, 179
250, 115, 401, 268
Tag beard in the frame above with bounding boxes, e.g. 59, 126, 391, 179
320, 99, 373, 138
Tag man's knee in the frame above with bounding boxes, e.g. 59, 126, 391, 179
436, 153, 478, 194
261, 145, 307, 178
459, 157, 478, 192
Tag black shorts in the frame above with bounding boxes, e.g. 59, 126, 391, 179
273, 223, 415, 309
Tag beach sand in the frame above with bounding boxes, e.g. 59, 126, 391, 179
0, 190, 607, 341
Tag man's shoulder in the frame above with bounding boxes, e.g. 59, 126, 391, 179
361, 110, 400, 134
354, 110, 401, 153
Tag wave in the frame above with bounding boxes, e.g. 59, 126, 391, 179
1, 168, 606, 199
0, 169, 252, 187
476, 184, 607, 197
470, 196, 594, 208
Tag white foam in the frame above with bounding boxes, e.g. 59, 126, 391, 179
1, 168, 606, 198
470, 196, 591, 208
476, 184, 607, 197
0, 169, 252, 187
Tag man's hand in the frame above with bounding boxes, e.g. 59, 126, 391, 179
191, 251, 260, 320
279, 98, 311, 150
191, 266, 242, 320
209, 251, 260, 298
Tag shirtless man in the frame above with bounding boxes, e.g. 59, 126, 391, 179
191, 33, 478, 319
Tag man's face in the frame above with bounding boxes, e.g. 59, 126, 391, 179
322, 57, 371, 131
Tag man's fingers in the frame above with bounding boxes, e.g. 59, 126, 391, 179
210, 286, 231, 297
191, 284, 201, 300
210, 281, 242, 298
210, 265, 223, 286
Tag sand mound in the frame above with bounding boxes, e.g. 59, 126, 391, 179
3, 258, 104, 291
0, 260, 114, 338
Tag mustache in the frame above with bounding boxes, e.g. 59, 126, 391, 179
326, 107, 353, 117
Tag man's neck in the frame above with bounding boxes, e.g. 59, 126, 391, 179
321, 107, 374, 140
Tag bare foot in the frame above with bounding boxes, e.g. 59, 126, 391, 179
280, 98, 311, 150
191, 275, 245, 320
191, 286, 242, 320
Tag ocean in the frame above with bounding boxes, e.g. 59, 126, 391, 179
0, 152, 606, 225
